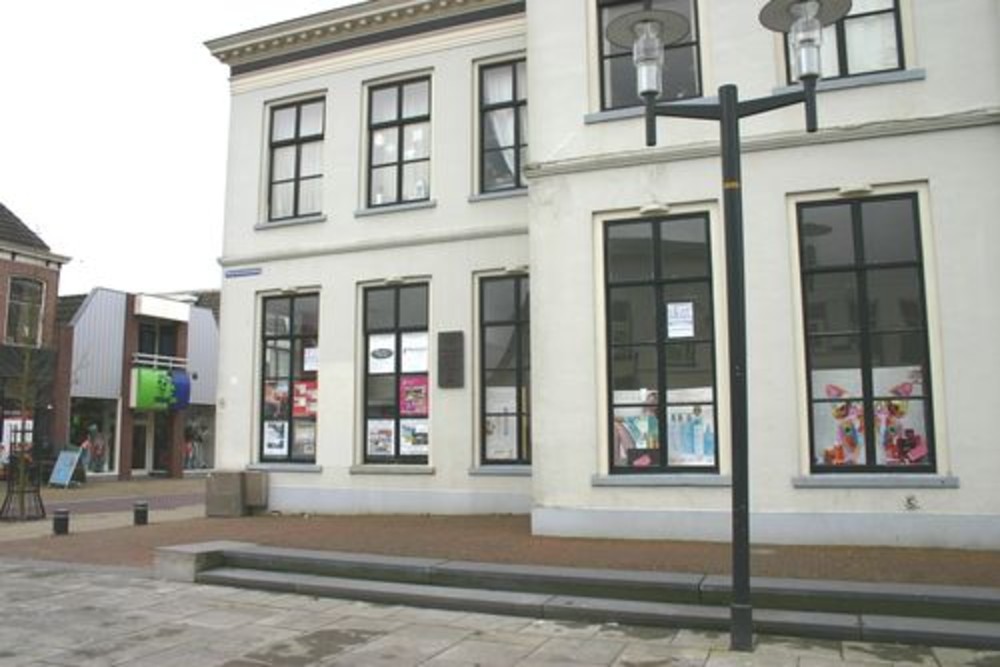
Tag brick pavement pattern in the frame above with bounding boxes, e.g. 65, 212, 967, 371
2, 558, 999, 667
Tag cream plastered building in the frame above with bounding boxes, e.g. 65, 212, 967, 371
207, 0, 1000, 548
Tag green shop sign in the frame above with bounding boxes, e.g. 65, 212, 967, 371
131, 368, 192, 411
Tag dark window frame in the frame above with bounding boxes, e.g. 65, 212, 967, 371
480, 274, 531, 465
798, 193, 936, 473
479, 59, 528, 194
604, 214, 719, 474
259, 293, 319, 464
363, 284, 430, 465
5, 276, 44, 347
267, 98, 325, 222
784, 0, 904, 83
367, 77, 432, 208
597, 0, 703, 111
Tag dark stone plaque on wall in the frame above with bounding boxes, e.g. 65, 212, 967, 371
437, 331, 464, 389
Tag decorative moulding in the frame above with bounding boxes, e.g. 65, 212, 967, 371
206, 0, 523, 71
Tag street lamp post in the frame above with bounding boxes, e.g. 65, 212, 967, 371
605, 0, 852, 652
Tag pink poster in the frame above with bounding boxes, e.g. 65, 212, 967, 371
399, 375, 429, 417
292, 380, 318, 417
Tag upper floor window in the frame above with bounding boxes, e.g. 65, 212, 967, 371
480, 60, 528, 193
137, 321, 178, 365
605, 215, 718, 473
598, 0, 702, 110
261, 294, 319, 463
786, 0, 903, 82
798, 194, 934, 472
363, 284, 429, 464
268, 98, 325, 221
368, 78, 431, 208
480, 275, 531, 465
6, 277, 43, 347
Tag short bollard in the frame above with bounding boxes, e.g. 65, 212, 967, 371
53, 509, 70, 535
134, 501, 149, 526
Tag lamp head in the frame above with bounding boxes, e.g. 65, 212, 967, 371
760, 0, 851, 82
605, 9, 690, 100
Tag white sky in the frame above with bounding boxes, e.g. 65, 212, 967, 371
0, 1, 355, 296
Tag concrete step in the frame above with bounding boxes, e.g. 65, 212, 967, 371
214, 544, 1000, 622
196, 566, 1000, 649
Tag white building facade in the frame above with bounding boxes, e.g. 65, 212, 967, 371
207, 0, 1000, 548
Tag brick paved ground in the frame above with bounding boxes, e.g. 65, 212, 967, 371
1, 478, 999, 588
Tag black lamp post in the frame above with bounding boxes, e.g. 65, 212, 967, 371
605, 0, 852, 652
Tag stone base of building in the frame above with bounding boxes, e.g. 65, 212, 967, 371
531, 507, 1000, 550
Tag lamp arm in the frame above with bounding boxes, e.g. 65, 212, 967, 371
736, 89, 806, 118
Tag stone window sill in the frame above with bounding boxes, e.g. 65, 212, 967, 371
592, 474, 730, 488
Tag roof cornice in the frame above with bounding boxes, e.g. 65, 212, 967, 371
206, 0, 524, 75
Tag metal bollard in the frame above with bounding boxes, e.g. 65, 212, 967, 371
53, 509, 70, 535
133, 501, 149, 526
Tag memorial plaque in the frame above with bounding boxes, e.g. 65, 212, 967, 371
437, 331, 464, 388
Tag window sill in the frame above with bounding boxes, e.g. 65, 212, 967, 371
355, 200, 437, 218
248, 463, 322, 473
584, 95, 719, 125
592, 473, 730, 487
468, 189, 528, 203
350, 464, 435, 475
792, 474, 958, 489
773, 69, 926, 96
254, 214, 326, 230
469, 465, 531, 477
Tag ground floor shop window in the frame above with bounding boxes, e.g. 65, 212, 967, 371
480, 274, 530, 465
260, 294, 319, 463
70, 398, 117, 473
604, 214, 718, 473
798, 193, 935, 471
363, 284, 429, 464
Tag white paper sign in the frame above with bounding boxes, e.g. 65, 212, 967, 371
303, 347, 319, 372
667, 302, 695, 339
368, 334, 396, 374
401, 332, 429, 373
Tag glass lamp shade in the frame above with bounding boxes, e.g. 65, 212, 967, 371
605, 8, 690, 101
790, 2, 823, 79
633, 21, 665, 97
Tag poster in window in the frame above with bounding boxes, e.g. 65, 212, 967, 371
485, 416, 517, 461
366, 419, 395, 457
303, 346, 319, 373
667, 302, 695, 339
292, 380, 318, 417
485, 386, 517, 414
400, 419, 429, 456
263, 420, 289, 457
665, 405, 715, 467
368, 334, 396, 374
399, 375, 429, 416
401, 332, 429, 373
263, 381, 289, 419
292, 419, 316, 457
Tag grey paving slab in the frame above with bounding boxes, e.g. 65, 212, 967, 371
842, 641, 939, 665
934, 646, 1000, 666
523, 637, 628, 665
8, 556, 1000, 667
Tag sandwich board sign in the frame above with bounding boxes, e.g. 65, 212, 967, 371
49, 449, 83, 488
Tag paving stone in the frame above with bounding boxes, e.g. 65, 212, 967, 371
613, 643, 710, 666
704, 647, 797, 666
752, 633, 844, 661
933, 646, 1000, 666
421, 637, 539, 666
670, 629, 732, 650
594, 622, 678, 644
520, 619, 603, 639
524, 637, 628, 665
842, 641, 938, 665
240, 627, 386, 666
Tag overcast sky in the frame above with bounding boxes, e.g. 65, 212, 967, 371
0, 1, 354, 296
